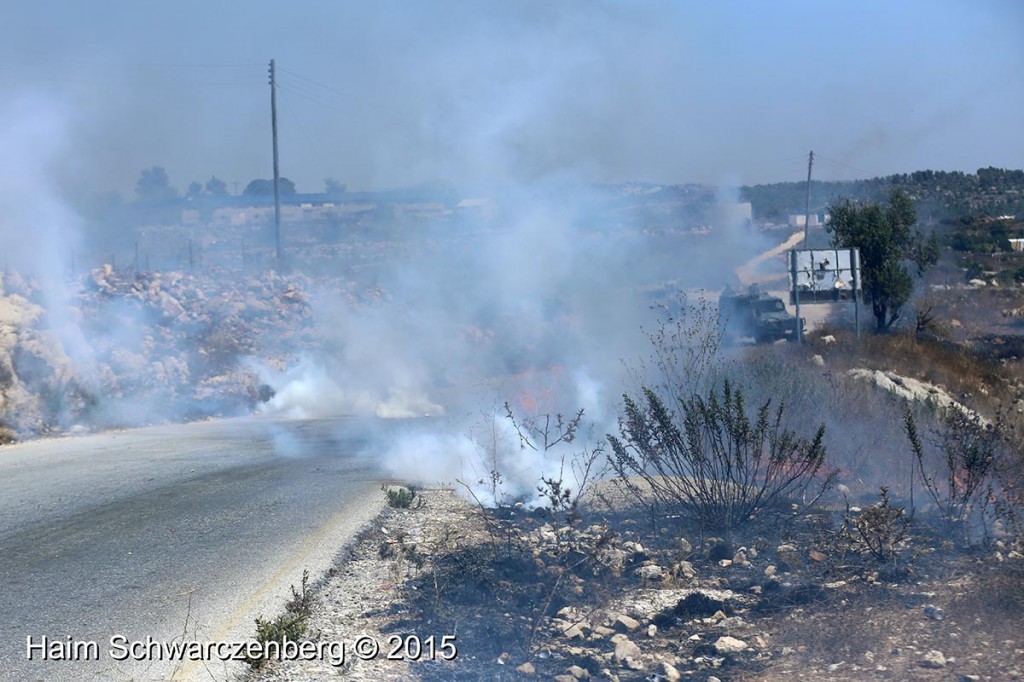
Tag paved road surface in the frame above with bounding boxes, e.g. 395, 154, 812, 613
0, 416, 392, 681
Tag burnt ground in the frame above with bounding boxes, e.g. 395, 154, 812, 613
245, 488, 1024, 682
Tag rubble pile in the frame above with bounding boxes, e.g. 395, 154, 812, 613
0, 266, 375, 439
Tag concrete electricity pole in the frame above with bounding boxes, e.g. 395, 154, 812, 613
269, 59, 282, 265
804, 150, 814, 247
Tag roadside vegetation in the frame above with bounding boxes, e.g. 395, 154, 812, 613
241, 178, 1024, 680
362, 292, 1024, 680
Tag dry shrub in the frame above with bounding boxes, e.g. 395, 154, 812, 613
840, 487, 909, 563
608, 379, 835, 534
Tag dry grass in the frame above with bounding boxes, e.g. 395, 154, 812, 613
807, 327, 1011, 410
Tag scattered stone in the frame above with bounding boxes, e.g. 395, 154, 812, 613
566, 664, 590, 679
719, 616, 745, 630
812, 354, 825, 367
615, 614, 642, 632
732, 549, 748, 565
776, 544, 801, 569
613, 637, 642, 664
919, 650, 946, 669
764, 565, 777, 577
597, 546, 628, 573
637, 564, 664, 581
808, 549, 827, 562
646, 624, 657, 638
671, 560, 697, 583
661, 661, 682, 681
516, 661, 536, 675
714, 636, 748, 654
562, 624, 586, 640
718, 559, 733, 568
678, 537, 693, 554
622, 540, 645, 555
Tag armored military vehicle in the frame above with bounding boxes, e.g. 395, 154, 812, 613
719, 286, 803, 343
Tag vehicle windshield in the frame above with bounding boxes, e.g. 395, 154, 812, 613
755, 299, 785, 313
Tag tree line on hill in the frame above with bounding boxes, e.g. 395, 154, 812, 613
741, 167, 1024, 223
134, 165, 348, 203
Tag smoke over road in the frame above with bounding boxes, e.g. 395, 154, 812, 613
251, 179, 774, 501
0, 4, 788, 502
0, 94, 776, 501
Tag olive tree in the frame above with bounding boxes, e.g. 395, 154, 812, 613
827, 189, 939, 332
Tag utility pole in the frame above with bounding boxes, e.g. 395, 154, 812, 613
269, 59, 282, 265
804, 150, 814, 247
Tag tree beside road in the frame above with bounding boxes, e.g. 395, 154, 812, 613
827, 189, 939, 332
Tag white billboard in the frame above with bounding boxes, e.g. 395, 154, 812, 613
789, 248, 861, 304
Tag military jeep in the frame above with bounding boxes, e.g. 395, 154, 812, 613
719, 286, 803, 343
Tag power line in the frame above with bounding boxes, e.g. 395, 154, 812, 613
132, 62, 264, 70
275, 71, 349, 108
275, 84, 330, 178
278, 66, 353, 99
275, 82, 349, 115
814, 154, 876, 179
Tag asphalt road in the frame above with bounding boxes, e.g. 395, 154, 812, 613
0, 415, 392, 681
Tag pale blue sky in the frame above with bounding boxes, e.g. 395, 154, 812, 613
3, 0, 1021, 195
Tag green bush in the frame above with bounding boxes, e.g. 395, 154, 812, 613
382, 484, 422, 509
243, 571, 312, 670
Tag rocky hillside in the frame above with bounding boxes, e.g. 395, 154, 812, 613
0, 266, 377, 439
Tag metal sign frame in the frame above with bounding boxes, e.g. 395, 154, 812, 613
789, 247, 862, 342
789, 248, 861, 303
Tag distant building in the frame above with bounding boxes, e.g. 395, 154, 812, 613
788, 214, 822, 229
717, 202, 752, 225
1009, 238, 1024, 252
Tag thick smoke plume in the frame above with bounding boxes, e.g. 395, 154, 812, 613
257, 179, 772, 502
0, 92, 777, 503
0, 5, 790, 505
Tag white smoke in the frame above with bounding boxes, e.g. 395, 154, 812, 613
0, 93, 83, 348
259, 357, 444, 420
